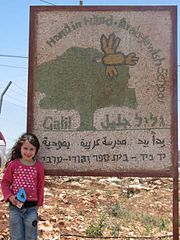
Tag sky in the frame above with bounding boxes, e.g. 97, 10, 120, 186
0, 0, 179, 152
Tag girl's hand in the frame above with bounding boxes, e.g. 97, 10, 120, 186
9, 195, 19, 206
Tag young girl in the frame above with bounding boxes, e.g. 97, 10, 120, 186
1, 132, 44, 240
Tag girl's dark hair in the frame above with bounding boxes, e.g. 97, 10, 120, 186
5, 132, 40, 168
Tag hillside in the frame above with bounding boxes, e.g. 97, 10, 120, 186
0, 170, 177, 240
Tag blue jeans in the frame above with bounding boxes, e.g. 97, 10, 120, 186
9, 205, 38, 240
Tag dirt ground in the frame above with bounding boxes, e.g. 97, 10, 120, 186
0, 172, 178, 240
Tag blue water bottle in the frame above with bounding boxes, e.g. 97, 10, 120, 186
16, 188, 27, 208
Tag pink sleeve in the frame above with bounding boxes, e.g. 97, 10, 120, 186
37, 162, 45, 206
1, 163, 14, 201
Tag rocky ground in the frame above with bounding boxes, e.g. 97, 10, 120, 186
0, 171, 178, 240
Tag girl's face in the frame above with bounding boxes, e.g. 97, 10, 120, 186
20, 140, 37, 161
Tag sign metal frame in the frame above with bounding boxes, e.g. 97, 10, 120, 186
27, 6, 178, 238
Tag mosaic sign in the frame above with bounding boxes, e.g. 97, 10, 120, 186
28, 6, 177, 176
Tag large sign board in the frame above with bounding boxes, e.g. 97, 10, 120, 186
28, 6, 177, 177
